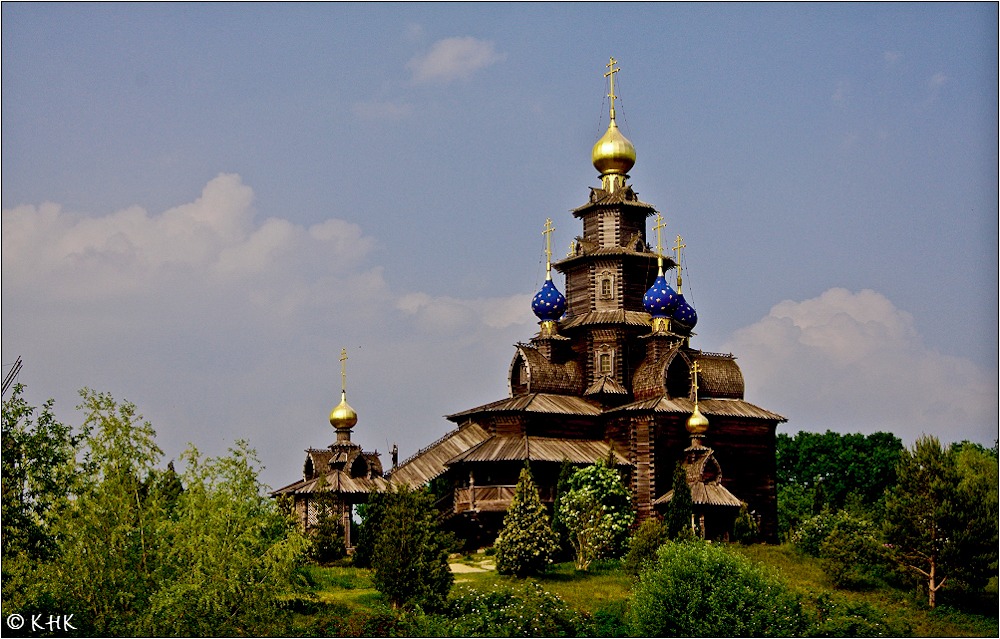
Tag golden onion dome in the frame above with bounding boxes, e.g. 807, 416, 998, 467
592, 119, 636, 176
329, 391, 358, 430
686, 403, 709, 435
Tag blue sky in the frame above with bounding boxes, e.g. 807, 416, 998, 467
3, 3, 996, 489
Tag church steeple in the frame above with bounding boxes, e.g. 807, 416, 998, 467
592, 57, 636, 194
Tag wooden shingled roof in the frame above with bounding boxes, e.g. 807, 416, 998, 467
446, 435, 631, 467
388, 422, 489, 488
654, 482, 743, 508
570, 186, 657, 214
559, 309, 652, 330
632, 348, 746, 401
514, 345, 585, 394
270, 469, 388, 497
611, 396, 787, 422
584, 375, 628, 396
445, 393, 603, 422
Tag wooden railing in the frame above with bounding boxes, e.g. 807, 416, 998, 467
452, 485, 555, 514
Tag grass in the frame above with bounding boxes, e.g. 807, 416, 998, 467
292, 545, 998, 637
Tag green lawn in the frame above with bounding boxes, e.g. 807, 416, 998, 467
291, 545, 998, 637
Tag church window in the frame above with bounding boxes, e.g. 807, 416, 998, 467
600, 353, 612, 374
599, 271, 615, 299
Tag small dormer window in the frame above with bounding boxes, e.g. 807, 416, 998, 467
600, 353, 612, 374
602, 279, 612, 297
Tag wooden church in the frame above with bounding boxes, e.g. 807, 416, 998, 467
389, 59, 786, 544
274, 59, 785, 547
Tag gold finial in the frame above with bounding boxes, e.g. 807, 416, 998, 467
592, 57, 636, 193
605, 57, 620, 122
653, 212, 667, 276
330, 348, 358, 434
567, 239, 577, 257
686, 361, 709, 435
673, 235, 686, 293
543, 218, 555, 280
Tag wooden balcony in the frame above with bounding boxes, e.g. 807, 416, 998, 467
450, 485, 555, 514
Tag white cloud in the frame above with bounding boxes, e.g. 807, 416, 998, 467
725, 288, 997, 444
407, 36, 506, 84
397, 291, 533, 335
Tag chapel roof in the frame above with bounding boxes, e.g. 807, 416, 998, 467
445, 434, 631, 467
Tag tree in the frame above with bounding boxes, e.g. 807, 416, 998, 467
882, 435, 995, 607
1, 384, 82, 561
495, 465, 559, 577
732, 502, 759, 544
353, 487, 387, 569
558, 459, 634, 570
549, 458, 575, 561
624, 516, 670, 573
663, 463, 694, 539
370, 484, 453, 610
776, 430, 903, 510
628, 541, 807, 637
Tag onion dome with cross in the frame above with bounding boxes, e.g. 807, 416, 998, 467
643, 212, 679, 323
531, 218, 567, 322
592, 57, 636, 193
670, 234, 698, 329
329, 349, 358, 441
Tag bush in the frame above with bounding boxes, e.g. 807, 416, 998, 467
370, 484, 453, 610
808, 593, 912, 637
495, 466, 559, 577
442, 583, 594, 637
558, 459, 634, 570
628, 541, 807, 637
623, 517, 670, 573
819, 523, 885, 590
732, 501, 759, 544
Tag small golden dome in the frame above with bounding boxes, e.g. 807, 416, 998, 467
329, 391, 358, 430
686, 403, 709, 435
592, 120, 636, 176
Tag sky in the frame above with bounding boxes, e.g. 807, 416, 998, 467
2, 3, 997, 490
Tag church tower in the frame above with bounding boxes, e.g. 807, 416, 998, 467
386, 58, 786, 545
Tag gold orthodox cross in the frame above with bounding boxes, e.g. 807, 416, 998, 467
605, 57, 620, 119
543, 218, 555, 274
652, 213, 667, 255
673, 235, 686, 292
339, 348, 348, 393
690, 361, 702, 397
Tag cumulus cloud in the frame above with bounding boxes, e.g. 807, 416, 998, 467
407, 36, 505, 84
725, 288, 996, 444
397, 291, 533, 335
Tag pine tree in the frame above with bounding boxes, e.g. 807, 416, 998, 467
550, 458, 575, 561
664, 463, 694, 539
495, 465, 559, 577
371, 484, 453, 610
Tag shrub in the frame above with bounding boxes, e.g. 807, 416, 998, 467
808, 593, 912, 637
819, 522, 885, 590
309, 495, 346, 565
732, 501, 759, 544
628, 541, 807, 637
370, 484, 453, 610
558, 459, 634, 570
495, 466, 559, 577
443, 583, 593, 637
623, 517, 670, 573
663, 463, 694, 539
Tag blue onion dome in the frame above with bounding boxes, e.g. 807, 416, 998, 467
643, 274, 679, 318
532, 279, 567, 321
673, 293, 698, 327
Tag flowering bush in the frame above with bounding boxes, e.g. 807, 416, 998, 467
443, 583, 592, 637
558, 459, 634, 570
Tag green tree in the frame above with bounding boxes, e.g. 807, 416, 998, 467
776, 483, 814, 539
353, 487, 387, 569
139, 442, 308, 636
951, 441, 999, 590
371, 484, 453, 610
623, 516, 670, 573
1, 384, 82, 561
777, 430, 903, 510
663, 463, 694, 539
732, 501, 759, 544
550, 458, 575, 561
558, 459, 634, 570
495, 465, 559, 577
883, 435, 978, 608
628, 541, 807, 637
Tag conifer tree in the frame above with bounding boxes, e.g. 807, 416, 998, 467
495, 464, 559, 577
664, 463, 694, 539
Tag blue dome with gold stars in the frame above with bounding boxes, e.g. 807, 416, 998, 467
673, 293, 698, 327
532, 279, 567, 321
643, 274, 679, 318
